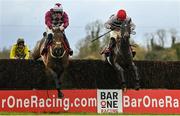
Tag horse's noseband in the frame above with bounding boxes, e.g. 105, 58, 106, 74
56, 42, 61, 45
50, 46, 66, 59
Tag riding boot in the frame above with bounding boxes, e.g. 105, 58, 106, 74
130, 46, 136, 58
132, 49, 136, 57
63, 33, 73, 56
41, 33, 53, 55
106, 37, 116, 56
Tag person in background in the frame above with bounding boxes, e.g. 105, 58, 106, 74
10, 38, 30, 59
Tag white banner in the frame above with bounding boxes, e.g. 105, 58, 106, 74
97, 89, 122, 113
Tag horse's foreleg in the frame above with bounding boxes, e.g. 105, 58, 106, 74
54, 73, 64, 98
131, 62, 140, 90
48, 69, 63, 98
114, 63, 126, 91
57, 71, 65, 98
50, 71, 60, 89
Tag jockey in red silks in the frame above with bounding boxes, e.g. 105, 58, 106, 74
41, 3, 73, 56
102, 9, 136, 57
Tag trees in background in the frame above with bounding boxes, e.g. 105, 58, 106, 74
0, 47, 10, 59
145, 29, 180, 61
75, 20, 105, 59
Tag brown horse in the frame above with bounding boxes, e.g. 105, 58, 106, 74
32, 28, 69, 98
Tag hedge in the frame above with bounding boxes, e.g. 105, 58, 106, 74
0, 59, 179, 89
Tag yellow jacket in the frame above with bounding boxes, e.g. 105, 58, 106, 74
10, 44, 30, 59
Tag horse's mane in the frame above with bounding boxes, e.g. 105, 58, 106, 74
113, 23, 132, 64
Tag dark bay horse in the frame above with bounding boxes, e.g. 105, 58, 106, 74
32, 27, 69, 98
105, 23, 140, 92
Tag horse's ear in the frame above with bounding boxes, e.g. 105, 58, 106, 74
129, 18, 132, 23
127, 18, 131, 24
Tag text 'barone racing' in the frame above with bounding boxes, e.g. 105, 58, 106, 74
124, 95, 179, 108
1, 95, 97, 111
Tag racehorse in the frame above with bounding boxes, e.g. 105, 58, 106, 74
105, 22, 140, 92
32, 27, 69, 98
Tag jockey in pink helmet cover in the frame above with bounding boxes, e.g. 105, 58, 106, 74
41, 3, 73, 56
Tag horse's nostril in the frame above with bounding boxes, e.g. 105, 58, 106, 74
56, 48, 60, 53
60, 48, 64, 54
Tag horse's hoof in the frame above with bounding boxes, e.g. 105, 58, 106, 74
122, 84, 127, 92
135, 86, 140, 91
135, 83, 140, 91
58, 91, 64, 98
122, 87, 127, 92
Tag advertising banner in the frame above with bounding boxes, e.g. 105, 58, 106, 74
0, 90, 97, 113
123, 90, 180, 114
0, 89, 180, 114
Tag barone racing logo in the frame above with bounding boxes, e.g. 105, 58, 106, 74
97, 89, 122, 113
1, 95, 97, 111
124, 95, 179, 108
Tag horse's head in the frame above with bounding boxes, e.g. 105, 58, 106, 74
50, 28, 66, 58
120, 23, 131, 40
115, 22, 131, 45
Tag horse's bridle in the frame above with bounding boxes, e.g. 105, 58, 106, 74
49, 29, 67, 59
120, 23, 131, 39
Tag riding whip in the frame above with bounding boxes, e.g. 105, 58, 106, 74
91, 30, 112, 42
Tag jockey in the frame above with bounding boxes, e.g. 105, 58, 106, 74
10, 38, 30, 59
41, 3, 73, 56
102, 9, 136, 57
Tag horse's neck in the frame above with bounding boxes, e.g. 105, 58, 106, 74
54, 32, 64, 41
115, 37, 130, 55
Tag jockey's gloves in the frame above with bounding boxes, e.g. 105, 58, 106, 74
59, 25, 65, 31
106, 24, 111, 29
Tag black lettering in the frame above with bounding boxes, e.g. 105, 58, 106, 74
107, 101, 113, 108
101, 92, 106, 99
113, 101, 118, 108
107, 92, 112, 99
113, 92, 118, 99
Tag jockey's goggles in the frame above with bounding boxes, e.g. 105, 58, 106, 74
18, 42, 24, 46
54, 11, 63, 14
